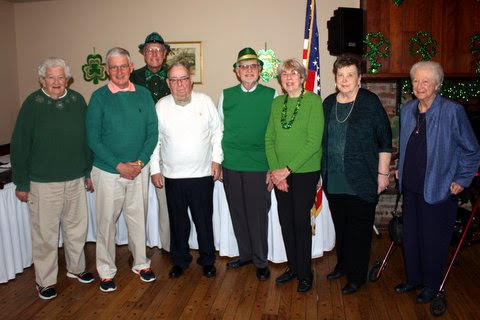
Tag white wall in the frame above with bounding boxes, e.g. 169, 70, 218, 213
0, 0, 20, 145
6, 0, 359, 143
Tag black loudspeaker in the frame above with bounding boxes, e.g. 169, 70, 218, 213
327, 7, 363, 55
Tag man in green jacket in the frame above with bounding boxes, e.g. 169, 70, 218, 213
87, 47, 158, 292
220, 48, 276, 280
130, 32, 171, 252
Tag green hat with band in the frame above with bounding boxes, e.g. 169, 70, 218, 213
138, 32, 170, 51
233, 47, 264, 68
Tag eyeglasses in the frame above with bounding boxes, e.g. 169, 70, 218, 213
237, 64, 260, 70
145, 47, 164, 55
168, 76, 190, 84
280, 70, 300, 78
108, 64, 130, 72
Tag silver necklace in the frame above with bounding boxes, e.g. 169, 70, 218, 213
335, 99, 355, 123
415, 113, 425, 134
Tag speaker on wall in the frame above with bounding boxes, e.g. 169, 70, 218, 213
327, 7, 363, 56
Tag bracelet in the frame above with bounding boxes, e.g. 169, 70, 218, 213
378, 172, 391, 177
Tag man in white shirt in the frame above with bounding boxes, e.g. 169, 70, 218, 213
150, 62, 223, 278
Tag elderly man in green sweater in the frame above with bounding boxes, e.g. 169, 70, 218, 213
87, 47, 158, 292
219, 48, 276, 280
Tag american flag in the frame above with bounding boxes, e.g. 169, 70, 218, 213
303, 0, 321, 95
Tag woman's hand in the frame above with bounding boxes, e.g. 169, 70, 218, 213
276, 179, 289, 192
377, 174, 390, 194
450, 181, 464, 195
271, 167, 291, 184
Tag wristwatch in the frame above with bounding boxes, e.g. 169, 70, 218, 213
136, 160, 145, 168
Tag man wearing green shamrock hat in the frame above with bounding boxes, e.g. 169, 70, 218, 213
219, 47, 277, 280
131, 32, 171, 252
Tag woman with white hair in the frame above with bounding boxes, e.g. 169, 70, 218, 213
396, 61, 480, 303
11, 57, 94, 300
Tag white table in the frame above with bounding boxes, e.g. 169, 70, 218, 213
0, 181, 335, 283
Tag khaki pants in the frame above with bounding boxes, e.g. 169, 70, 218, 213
28, 178, 88, 287
155, 186, 170, 251
91, 166, 150, 279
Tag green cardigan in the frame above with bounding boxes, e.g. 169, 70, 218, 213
265, 91, 324, 173
11, 89, 92, 192
321, 88, 392, 203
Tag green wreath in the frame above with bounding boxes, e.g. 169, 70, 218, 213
82, 52, 108, 84
363, 32, 391, 74
409, 31, 437, 61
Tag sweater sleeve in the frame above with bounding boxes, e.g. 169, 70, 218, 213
452, 105, 480, 186
11, 99, 34, 192
208, 95, 224, 163
78, 95, 92, 178
137, 95, 158, 165
86, 91, 121, 169
265, 101, 279, 170
372, 94, 393, 153
149, 103, 162, 175
287, 96, 324, 172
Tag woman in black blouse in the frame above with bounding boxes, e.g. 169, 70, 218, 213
321, 54, 392, 294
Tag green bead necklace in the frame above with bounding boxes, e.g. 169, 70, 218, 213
280, 88, 305, 129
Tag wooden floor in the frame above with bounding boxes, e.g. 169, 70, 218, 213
1, 236, 479, 320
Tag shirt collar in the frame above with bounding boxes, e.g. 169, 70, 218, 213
108, 81, 136, 93
241, 83, 258, 92
41, 88, 67, 99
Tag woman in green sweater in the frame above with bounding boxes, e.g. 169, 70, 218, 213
265, 58, 324, 293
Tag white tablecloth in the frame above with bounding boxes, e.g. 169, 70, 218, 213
0, 181, 335, 283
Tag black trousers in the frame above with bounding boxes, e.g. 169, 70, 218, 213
327, 194, 377, 285
402, 190, 457, 290
274, 171, 320, 280
164, 176, 215, 269
223, 168, 271, 268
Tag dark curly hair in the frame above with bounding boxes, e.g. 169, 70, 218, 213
333, 54, 363, 75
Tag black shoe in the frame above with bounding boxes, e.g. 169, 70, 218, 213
342, 282, 362, 295
276, 269, 297, 284
416, 287, 437, 304
297, 278, 312, 293
226, 259, 253, 269
203, 265, 216, 278
256, 267, 270, 280
168, 265, 183, 278
326, 269, 345, 280
394, 283, 423, 293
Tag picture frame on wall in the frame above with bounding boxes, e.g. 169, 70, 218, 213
166, 41, 203, 84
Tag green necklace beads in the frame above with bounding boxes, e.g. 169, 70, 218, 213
281, 88, 305, 129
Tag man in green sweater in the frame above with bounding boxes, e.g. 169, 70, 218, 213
87, 47, 158, 292
11, 57, 94, 300
219, 48, 276, 280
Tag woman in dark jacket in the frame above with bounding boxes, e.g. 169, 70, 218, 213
321, 54, 392, 294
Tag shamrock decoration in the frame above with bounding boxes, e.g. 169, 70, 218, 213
409, 31, 437, 61
82, 51, 108, 84
257, 48, 281, 82
471, 33, 480, 54
393, 0, 404, 6
363, 32, 391, 74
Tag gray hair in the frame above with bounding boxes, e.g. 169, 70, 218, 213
167, 62, 191, 78
105, 47, 131, 65
410, 61, 444, 86
277, 58, 307, 84
38, 57, 71, 80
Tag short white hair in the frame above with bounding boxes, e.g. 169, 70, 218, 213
105, 47, 131, 65
410, 61, 444, 86
38, 57, 71, 80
